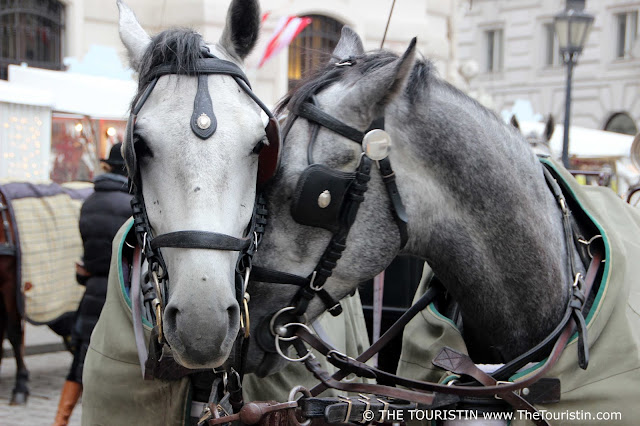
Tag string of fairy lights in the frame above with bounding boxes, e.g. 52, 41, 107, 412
0, 103, 50, 181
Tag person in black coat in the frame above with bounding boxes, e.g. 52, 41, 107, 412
53, 142, 132, 426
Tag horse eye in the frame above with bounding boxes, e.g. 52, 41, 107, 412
134, 134, 153, 158
252, 136, 268, 155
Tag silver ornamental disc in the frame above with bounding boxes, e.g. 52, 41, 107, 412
197, 113, 211, 130
362, 129, 392, 160
318, 190, 331, 208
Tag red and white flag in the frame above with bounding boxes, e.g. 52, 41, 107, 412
258, 15, 312, 68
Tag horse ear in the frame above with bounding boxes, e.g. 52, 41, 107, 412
349, 38, 417, 112
544, 115, 555, 141
332, 26, 365, 61
219, 0, 260, 61
117, 0, 151, 72
510, 115, 520, 130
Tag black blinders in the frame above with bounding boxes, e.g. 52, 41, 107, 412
290, 164, 356, 232
257, 117, 281, 189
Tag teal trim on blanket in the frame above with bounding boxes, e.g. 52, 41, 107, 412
117, 220, 153, 328
427, 303, 459, 330
509, 159, 611, 382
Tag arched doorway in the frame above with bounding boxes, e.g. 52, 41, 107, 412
287, 14, 344, 91
604, 112, 638, 136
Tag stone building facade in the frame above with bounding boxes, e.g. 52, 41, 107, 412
457, 0, 640, 135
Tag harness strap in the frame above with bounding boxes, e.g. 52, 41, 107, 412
309, 285, 440, 396
150, 231, 251, 251
147, 58, 251, 88
287, 250, 602, 414
378, 156, 409, 248
432, 348, 550, 426
297, 102, 365, 143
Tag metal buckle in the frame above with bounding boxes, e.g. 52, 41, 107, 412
572, 273, 583, 290
358, 394, 371, 423
376, 398, 389, 422
339, 396, 352, 423
494, 380, 512, 399
309, 271, 322, 291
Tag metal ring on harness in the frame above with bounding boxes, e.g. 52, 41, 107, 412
586, 235, 605, 262
269, 306, 307, 337
240, 293, 250, 339
151, 270, 164, 343
287, 386, 311, 426
274, 323, 314, 362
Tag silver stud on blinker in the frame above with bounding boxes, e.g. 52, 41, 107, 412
197, 113, 211, 130
362, 129, 392, 160
318, 190, 331, 208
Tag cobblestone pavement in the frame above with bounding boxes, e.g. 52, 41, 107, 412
0, 351, 81, 426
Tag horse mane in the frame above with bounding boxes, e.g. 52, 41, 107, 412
276, 47, 504, 129
131, 28, 208, 109
276, 50, 436, 115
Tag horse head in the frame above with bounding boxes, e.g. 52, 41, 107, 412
246, 27, 419, 376
118, 0, 272, 369
511, 114, 555, 157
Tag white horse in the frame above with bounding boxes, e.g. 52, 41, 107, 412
83, 1, 279, 423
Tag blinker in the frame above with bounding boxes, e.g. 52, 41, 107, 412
362, 129, 391, 160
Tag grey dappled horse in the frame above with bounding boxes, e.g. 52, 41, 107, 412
245, 27, 587, 375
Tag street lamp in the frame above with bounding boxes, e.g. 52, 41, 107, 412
554, 0, 594, 168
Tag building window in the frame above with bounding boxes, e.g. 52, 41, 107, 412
288, 15, 343, 91
485, 29, 503, 72
0, 0, 65, 80
604, 112, 638, 136
615, 11, 638, 59
544, 23, 561, 67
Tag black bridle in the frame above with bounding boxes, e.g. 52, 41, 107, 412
126, 48, 280, 419
252, 60, 409, 355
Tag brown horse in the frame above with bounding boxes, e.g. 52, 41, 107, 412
0, 191, 28, 405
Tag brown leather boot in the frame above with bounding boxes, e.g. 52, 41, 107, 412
52, 380, 82, 426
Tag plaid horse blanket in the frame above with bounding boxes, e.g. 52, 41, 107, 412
397, 158, 640, 425
0, 181, 94, 324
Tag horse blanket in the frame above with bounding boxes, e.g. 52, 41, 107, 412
397, 158, 640, 425
83, 219, 371, 425
0, 181, 94, 324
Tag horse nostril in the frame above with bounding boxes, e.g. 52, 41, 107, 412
227, 302, 240, 328
164, 304, 178, 329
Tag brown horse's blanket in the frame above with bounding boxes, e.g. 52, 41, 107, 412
397, 159, 640, 425
0, 181, 93, 324
83, 219, 371, 425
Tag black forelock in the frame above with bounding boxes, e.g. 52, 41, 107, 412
275, 49, 434, 116
131, 28, 207, 110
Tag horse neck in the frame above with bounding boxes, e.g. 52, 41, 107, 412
390, 86, 574, 362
